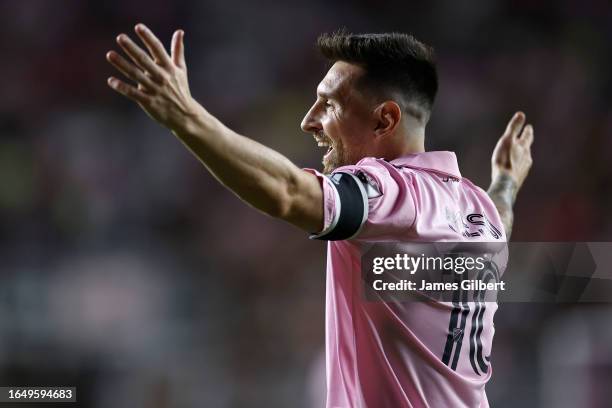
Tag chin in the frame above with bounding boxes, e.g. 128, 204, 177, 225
322, 154, 346, 175
322, 155, 336, 174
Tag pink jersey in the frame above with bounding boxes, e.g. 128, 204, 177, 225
304, 151, 507, 408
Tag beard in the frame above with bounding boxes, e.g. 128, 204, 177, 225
322, 137, 347, 174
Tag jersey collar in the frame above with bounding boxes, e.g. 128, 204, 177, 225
389, 151, 462, 179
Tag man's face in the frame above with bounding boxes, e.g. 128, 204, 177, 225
301, 61, 376, 174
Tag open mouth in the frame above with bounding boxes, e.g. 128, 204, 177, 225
314, 133, 334, 158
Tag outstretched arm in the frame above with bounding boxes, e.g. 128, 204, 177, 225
106, 24, 323, 233
487, 112, 534, 239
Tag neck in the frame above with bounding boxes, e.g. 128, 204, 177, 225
380, 127, 425, 161
400, 132, 425, 155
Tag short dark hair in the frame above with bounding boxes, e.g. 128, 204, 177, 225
317, 31, 438, 122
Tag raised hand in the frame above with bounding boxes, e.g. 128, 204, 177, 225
490, 111, 534, 197
487, 111, 534, 238
106, 24, 201, 132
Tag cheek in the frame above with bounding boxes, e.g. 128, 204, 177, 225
321, 111, 341, 133
323, 110, 370, 156
323, 109, 352, 140
338, 119, 369, 152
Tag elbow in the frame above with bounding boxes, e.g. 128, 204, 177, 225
259, 170, 323, 233
266, 194, 294, 220
263, 176, 298, 220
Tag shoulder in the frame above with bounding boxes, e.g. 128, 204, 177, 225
332, 157, 409, 198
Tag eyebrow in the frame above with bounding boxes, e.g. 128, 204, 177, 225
317, 89, 331, 98
317, 88, 338, 101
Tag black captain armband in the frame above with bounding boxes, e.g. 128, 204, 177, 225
310, 172, 369, 241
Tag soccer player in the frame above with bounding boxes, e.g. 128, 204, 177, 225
106, 25, 533, 407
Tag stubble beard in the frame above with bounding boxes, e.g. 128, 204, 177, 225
322, 139, 345, 175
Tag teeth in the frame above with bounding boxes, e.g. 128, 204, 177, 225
314, 134, 331, 148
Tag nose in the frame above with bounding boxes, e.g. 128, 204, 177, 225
300, 103, 322, 134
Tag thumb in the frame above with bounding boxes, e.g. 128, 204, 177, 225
171, 29, 186, 68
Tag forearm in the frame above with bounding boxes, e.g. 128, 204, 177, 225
104, 26, 323, 232
487, 173, 518, 239
171, 104, 323, 231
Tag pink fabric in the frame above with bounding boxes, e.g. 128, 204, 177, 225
303, 168, 338, 236
304, 151, 506, 408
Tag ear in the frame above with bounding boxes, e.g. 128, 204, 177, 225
373, 101, 402, 138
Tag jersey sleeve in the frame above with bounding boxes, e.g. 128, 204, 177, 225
303, 158, 417, 241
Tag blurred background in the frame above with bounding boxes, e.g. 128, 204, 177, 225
1, 0, 611, 406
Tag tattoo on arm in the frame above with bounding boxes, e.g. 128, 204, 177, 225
487, 174, 518, 239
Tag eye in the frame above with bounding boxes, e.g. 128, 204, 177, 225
324, 100, 334, 110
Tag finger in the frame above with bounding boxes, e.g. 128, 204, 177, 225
519, 124, 534, 147
106, 50, 156, 90
116, 34, 165, 82
107, 76, 149, 104
134, 23, 172, 67
503, 111, 526, 140
171, 30, 186, 68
